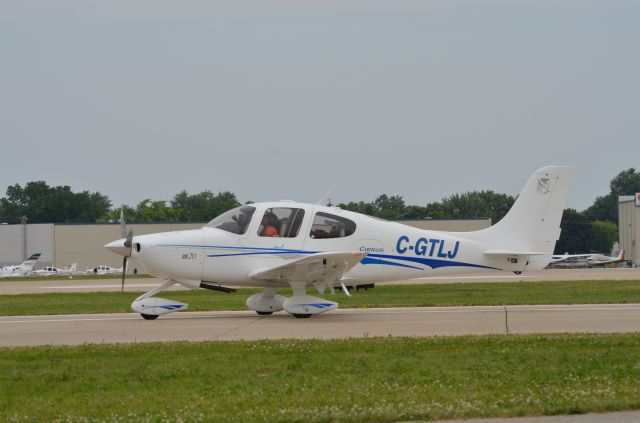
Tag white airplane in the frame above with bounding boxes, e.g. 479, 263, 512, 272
548, 249, 625, 268
85, 265, 123, 275
106, 166, 572, 320
0, 253, 42, 278
31, 263, 77, 276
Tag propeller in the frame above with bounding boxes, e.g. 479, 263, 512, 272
121, 229, 133, 292
120, 208, 132, 293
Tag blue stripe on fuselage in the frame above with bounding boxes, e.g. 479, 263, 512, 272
158, 244, 497, 271
360, 257, 423, 270
368, 253, 497, 270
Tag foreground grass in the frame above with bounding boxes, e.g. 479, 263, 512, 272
1, 280, 640, 316
1, 334, 640, 422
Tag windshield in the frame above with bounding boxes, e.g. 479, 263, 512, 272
204, 206, 256, 235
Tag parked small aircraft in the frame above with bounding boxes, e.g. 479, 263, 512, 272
85, 265, 123, 275
106, 166, 572, 319
0, 253, 42, 278
31, 263, 77, 276
548, 249, 625, 268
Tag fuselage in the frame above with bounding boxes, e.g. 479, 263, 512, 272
122, 201, 511, 288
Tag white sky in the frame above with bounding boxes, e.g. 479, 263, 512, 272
1, 0, 638, 211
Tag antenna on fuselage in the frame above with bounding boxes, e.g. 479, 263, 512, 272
316, 182, 341, 205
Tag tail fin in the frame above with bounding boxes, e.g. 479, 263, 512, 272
464, 166, 572, 266
20, 253, 41, 268
18, 253, 42, 274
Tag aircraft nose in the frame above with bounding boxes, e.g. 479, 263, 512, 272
105, 238, 130, 257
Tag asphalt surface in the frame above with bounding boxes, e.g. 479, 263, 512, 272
1, 268, 639, 295
1, 304, 639, 347
430, 410, 640, 423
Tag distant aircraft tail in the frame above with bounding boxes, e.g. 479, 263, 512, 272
462, 166, 572, 270
19, 253, 42, 274
68, 263, 78, 273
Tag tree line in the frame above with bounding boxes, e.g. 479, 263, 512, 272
1, 169, 638, 254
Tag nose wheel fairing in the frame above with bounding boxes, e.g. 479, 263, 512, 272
131, 297, 188, 316
131, 279, 186, 317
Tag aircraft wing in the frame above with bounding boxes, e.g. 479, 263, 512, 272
248, 251, 367, 286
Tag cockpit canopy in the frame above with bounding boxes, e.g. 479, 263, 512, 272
204, 205, 256, 235
204, 204, 357, 239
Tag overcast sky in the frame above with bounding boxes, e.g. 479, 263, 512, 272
1, 0, 638, 212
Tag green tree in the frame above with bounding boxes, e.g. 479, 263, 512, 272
590, 220, 618, 254
133, 199, 182, 222
0, 181, 111, 223
340, 190, 515, 222
373, 195, 406, 220
340, 195, 406, 219
584, 168, 640, 224
100, 190, 241, 223
425, 191, 515, 223
99, 205, 137, 224
555, 208, 593, 254
172, 190, 240, 222
338, 201, 377, 217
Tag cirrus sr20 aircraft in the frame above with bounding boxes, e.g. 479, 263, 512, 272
106, 166, 571, 320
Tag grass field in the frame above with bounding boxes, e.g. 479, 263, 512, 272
1, 334, 639, 422
1, 280, 640, 316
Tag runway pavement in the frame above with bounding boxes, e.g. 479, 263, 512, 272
1, 268, 639, 295
1, 303, 639, 347
432, 410, 640, 423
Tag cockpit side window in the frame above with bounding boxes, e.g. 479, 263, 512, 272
258, 208, 306, 238
309, 212, 356, 239
204, 206, 256, 235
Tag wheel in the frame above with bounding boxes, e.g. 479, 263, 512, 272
293, 313, 311, 319
256, 311, 273, 316
141, 313, 159, 320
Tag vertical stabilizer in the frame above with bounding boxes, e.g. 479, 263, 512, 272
18, 253, 42, 275
466, 166, 572, 255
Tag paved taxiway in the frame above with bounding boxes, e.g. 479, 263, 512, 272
2, 304, 639, 347
433, 410, 640, 423
1, 268, 639, 295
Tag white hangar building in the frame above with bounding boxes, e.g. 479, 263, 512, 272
619, 194, 640, 266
